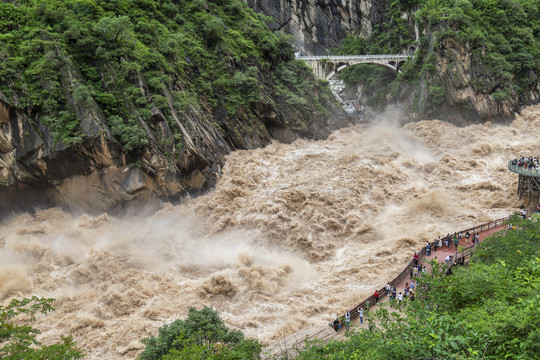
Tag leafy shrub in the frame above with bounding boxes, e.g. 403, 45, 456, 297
0, 296, 84, 359
139, 306, 261, 360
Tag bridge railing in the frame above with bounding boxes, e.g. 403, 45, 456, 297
296, 54, 410, 61
340, 216, 509, 323
508, 161, 540, 176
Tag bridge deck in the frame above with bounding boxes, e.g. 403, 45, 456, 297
296, 54, 409, 60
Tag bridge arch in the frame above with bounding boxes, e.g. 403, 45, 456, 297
297, 54, 410, 81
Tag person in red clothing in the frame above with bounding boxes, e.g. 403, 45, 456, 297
413, 252, 419, 265
374, 289, 379, 304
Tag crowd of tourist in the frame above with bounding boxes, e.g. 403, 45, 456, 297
332, 257, 432, 331
434, 231, 480, 250
510, 156, 540, 172
332, 229, 486, 332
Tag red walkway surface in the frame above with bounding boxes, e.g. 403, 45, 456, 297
348, 223, 507, 329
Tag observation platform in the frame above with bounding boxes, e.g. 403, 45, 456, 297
508, 161, 540, 201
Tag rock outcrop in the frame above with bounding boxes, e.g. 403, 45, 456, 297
0, 91, 343, 215
433, 37, 539, 122
246, 0, 387, 55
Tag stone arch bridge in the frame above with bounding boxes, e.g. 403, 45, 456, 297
296, 54, 410, 80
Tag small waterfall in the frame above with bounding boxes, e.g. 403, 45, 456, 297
328, 79, 369, 122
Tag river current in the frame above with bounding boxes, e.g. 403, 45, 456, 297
1, 105, 539, 358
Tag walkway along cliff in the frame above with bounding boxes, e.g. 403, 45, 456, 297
265, 216, 509, 358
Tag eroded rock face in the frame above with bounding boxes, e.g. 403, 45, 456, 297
0, 93, 340, 215
246, 0, 386, 55
433, 37, 531, 123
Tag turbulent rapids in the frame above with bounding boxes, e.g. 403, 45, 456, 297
1, 106, 539, 358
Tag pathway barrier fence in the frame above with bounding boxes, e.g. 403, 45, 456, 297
338, 216, 510, 324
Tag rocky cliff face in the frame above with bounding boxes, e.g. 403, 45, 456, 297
0, 91, 342, 215
247, 1, 539, 123
433, 37, 540, 122
246, 0, 387, 55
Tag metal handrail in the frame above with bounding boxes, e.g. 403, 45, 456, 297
336, 216, 509, 323
296, 54, 409, 60
508, 161, 540, 177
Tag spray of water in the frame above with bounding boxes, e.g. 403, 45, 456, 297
1, 105, 539, 358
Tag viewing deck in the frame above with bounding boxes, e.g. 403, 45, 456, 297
508, 161, 540, 200
508, 161, 540, 176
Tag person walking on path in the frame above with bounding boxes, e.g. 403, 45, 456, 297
358, 307, 364, 324
345, 311, 351, 331
333, 315, 340, 332
438, 237, 443, 251
386, 283, 391, 296
374, 290, 379, 304
413, 252, 419, 265
426, 241, 431, 256
434, 238, 438, 252
454, 235, 459, 249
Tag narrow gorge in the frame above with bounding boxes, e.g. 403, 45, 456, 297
0, 0, 539, 359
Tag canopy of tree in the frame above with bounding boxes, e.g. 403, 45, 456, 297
0, 296, 83, 359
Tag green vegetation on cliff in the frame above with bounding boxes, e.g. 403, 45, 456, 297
333, 0, 540, 116
0, 0, 332, 152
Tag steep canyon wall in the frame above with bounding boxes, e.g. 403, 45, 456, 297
246, 0, 387, 55
246, 0, 540, 122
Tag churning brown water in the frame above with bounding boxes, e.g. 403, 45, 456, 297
1, 105, 539, 358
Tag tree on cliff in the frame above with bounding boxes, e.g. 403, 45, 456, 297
138, 306, 261, 360
0, 296, 84, 359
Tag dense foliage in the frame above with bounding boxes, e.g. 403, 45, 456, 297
295, 214, 540, 359
333, 0, 540, 113
0, 296, 84, 359
0, 0, 332, 151
138, 306, 261, 360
